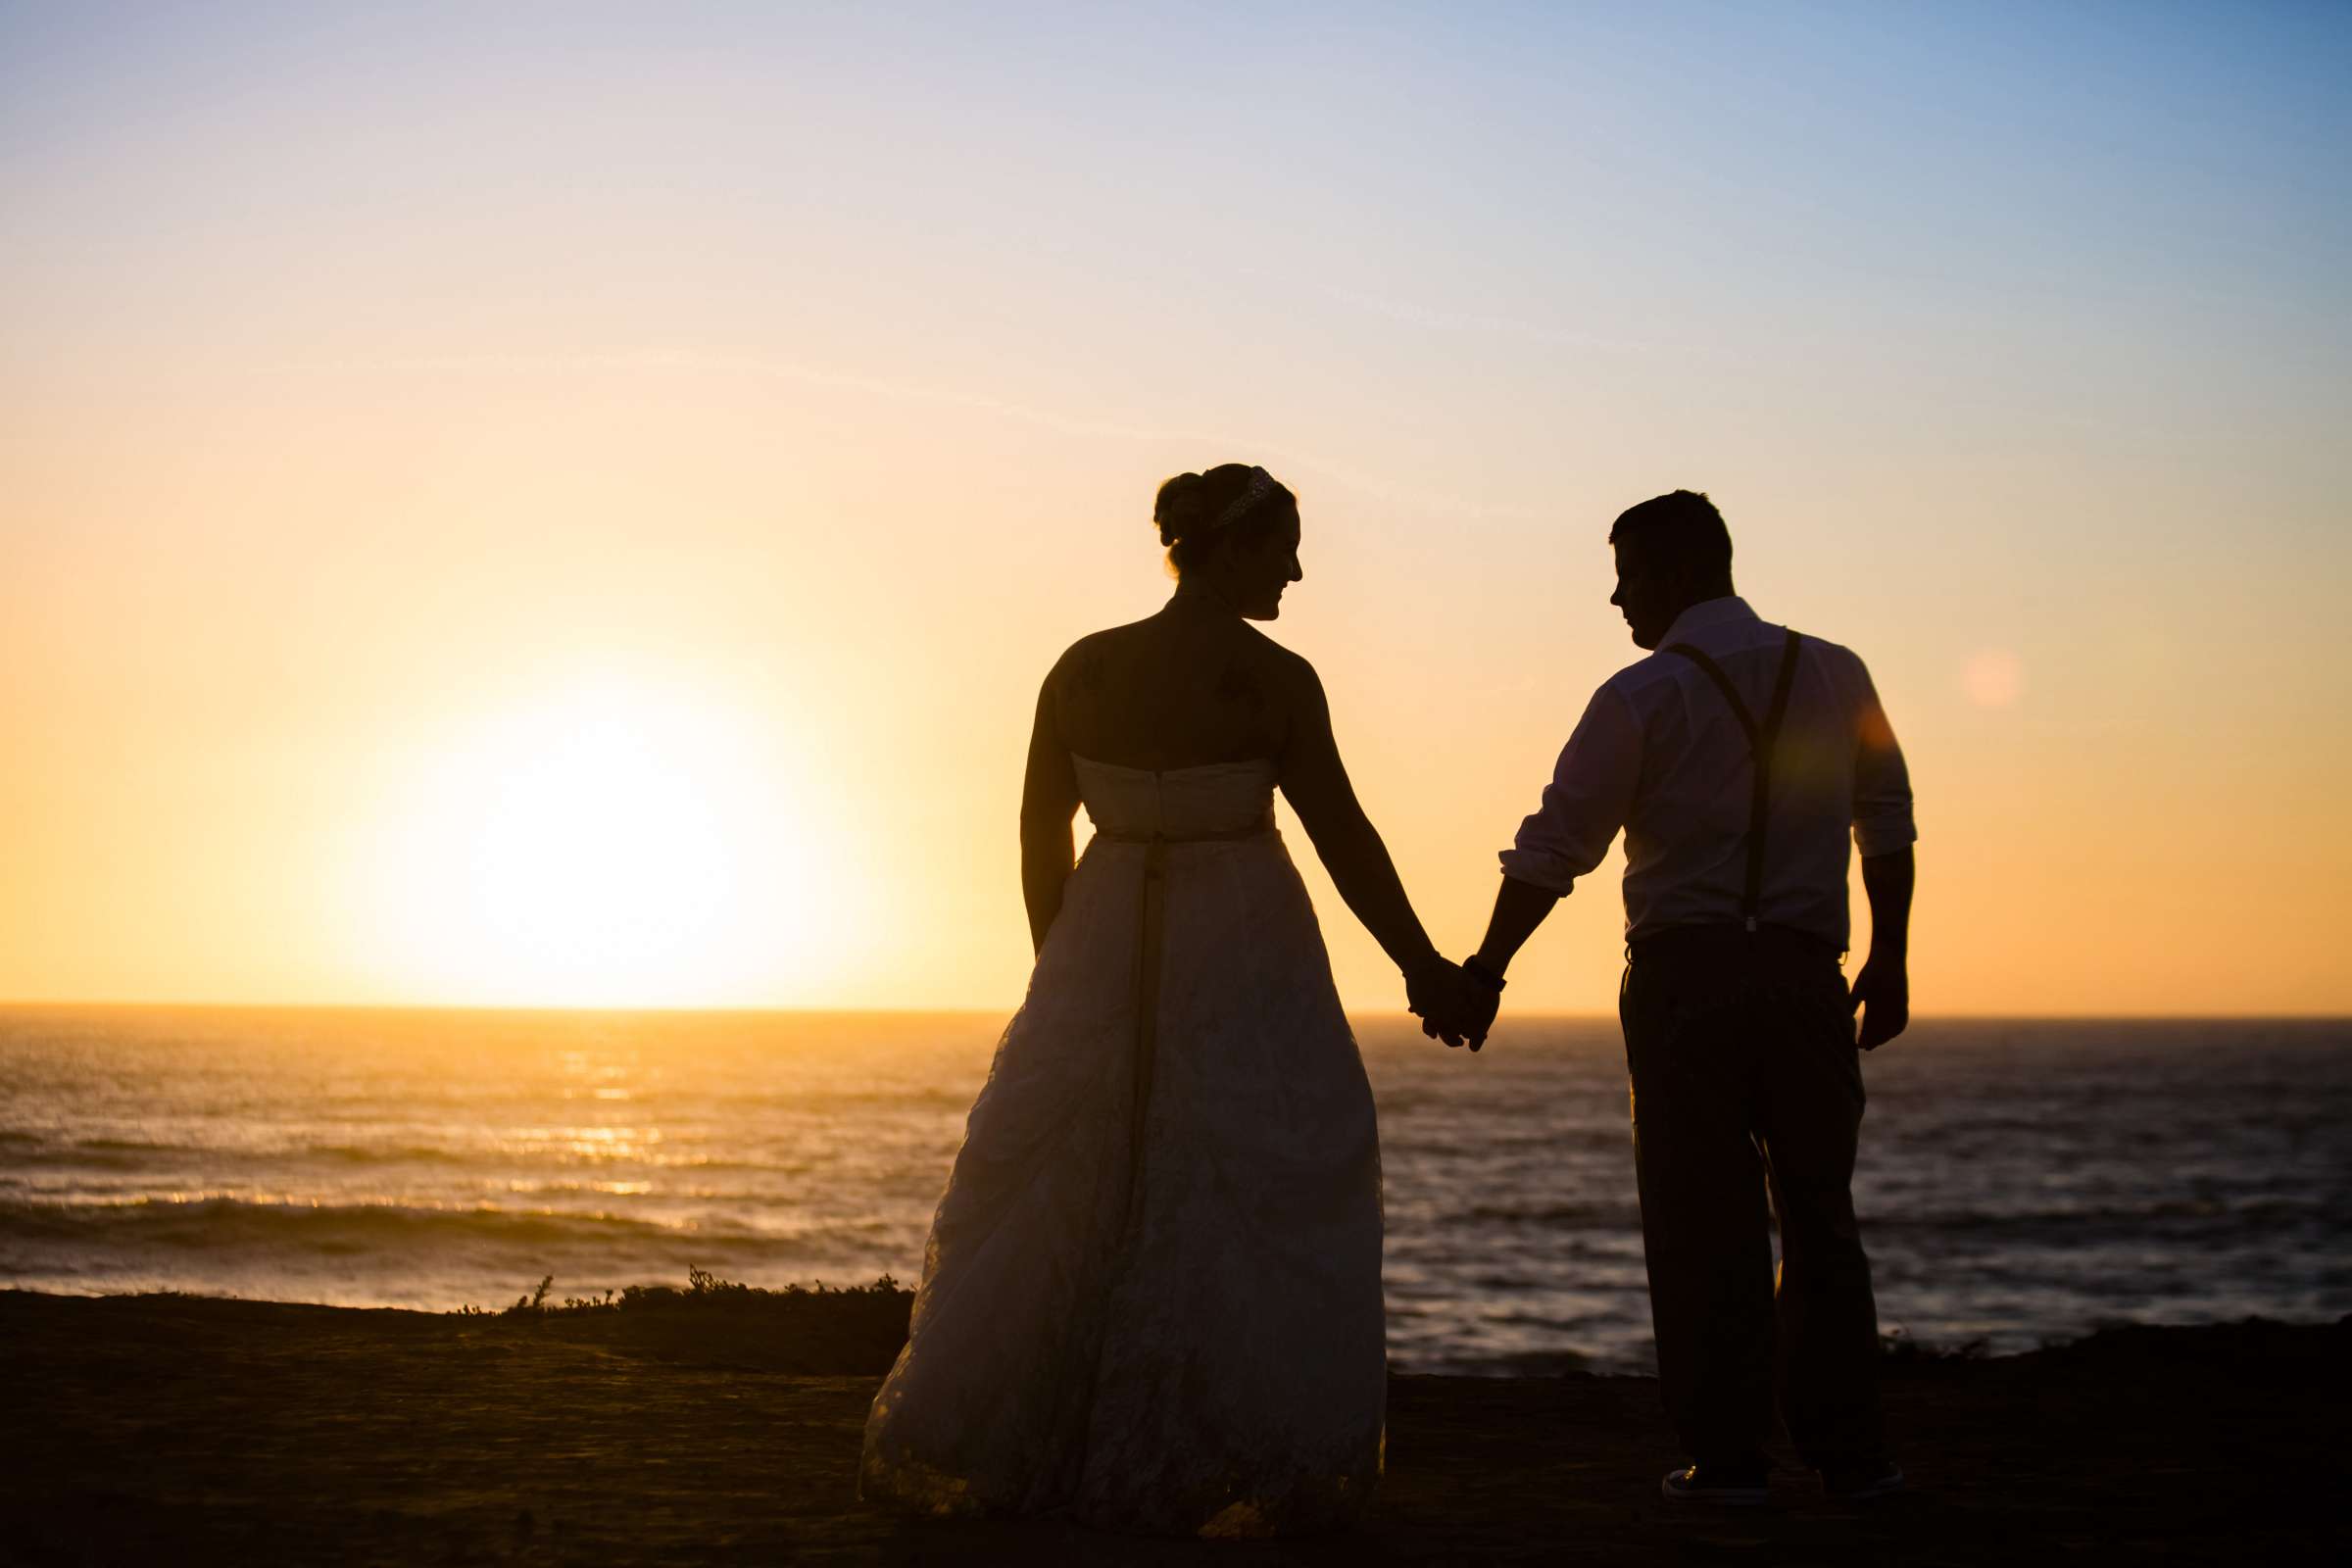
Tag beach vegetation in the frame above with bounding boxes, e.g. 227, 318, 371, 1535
1879, 1327, 1991, 1362
477, 1267, 907, 1317
462, 1268, 916, 1373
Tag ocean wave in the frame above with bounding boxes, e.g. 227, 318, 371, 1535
0, 1195, 786, 1253
309, 1144, 476, 1165
0, 1139, 220, 1172
1869, 1196, 2343, 1238
0, 1138, 484, 1172
1382, 1128, 1626, 1158
0, 1139, 848, 1177
1450, 1200, 1640, 1228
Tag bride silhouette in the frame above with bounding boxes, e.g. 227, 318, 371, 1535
859, 464, 1475, 1537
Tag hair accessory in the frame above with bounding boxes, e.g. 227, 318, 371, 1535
1208, 466, 1275, 531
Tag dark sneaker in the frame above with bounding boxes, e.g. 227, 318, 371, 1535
1820, 1460, 1905, 1501
1659, 1462, 1769, 1506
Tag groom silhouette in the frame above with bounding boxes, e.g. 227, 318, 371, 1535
1446, 490, 1914, 1505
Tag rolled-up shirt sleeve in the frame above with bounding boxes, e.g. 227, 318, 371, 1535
1498, 683, 1642, 895
1850, 660, 1917, 858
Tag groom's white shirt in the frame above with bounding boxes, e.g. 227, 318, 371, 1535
1500, 596, 1915, 951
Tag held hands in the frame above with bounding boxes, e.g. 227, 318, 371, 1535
1850, 952, 1909, 1051
1406, 955, 1500, 1053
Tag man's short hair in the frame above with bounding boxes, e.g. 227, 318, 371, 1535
1608, 490, 1732, 579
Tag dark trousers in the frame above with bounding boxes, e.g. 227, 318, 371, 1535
1619, 927, 1887, 1469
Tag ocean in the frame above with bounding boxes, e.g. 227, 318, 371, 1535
2, 1007, 2344, 1374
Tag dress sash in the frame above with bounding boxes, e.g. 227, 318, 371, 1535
1091, 816, 1277, 1221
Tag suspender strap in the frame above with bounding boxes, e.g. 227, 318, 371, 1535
1662, 630, 1804, 931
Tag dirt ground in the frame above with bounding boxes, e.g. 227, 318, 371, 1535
1, 1292, 2341, 1564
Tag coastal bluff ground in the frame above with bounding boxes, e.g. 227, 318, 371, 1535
2, 1288, 2341, 1565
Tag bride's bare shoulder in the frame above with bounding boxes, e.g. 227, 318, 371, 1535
1043, 618, 1150, 699
1234, 622, 1323, 700
1043, 616, 1316, 719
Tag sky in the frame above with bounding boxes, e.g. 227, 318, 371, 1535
3, 2, 2347, 1013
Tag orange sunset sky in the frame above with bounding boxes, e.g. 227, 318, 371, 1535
4, 5, 2347, 1014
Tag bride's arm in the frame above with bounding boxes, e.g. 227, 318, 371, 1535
1019, 670, 1081, 955
1273, 653, 1451, 996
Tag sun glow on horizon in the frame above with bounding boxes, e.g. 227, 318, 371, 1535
362, 672, 846, 1006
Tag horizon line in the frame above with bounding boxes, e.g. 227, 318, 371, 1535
1, 998, 2346, 1024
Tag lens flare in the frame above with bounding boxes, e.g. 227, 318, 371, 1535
1961, 650, 2024, 709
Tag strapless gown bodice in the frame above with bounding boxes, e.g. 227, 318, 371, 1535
1072, 755, 1278, 841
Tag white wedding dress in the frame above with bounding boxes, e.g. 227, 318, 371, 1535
860, 757, 1386, 1537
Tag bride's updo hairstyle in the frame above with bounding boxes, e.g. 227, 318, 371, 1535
1152, 464, 1298, 574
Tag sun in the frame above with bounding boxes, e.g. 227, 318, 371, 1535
363, 670, 834, 1005
466, 706, 733, 987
